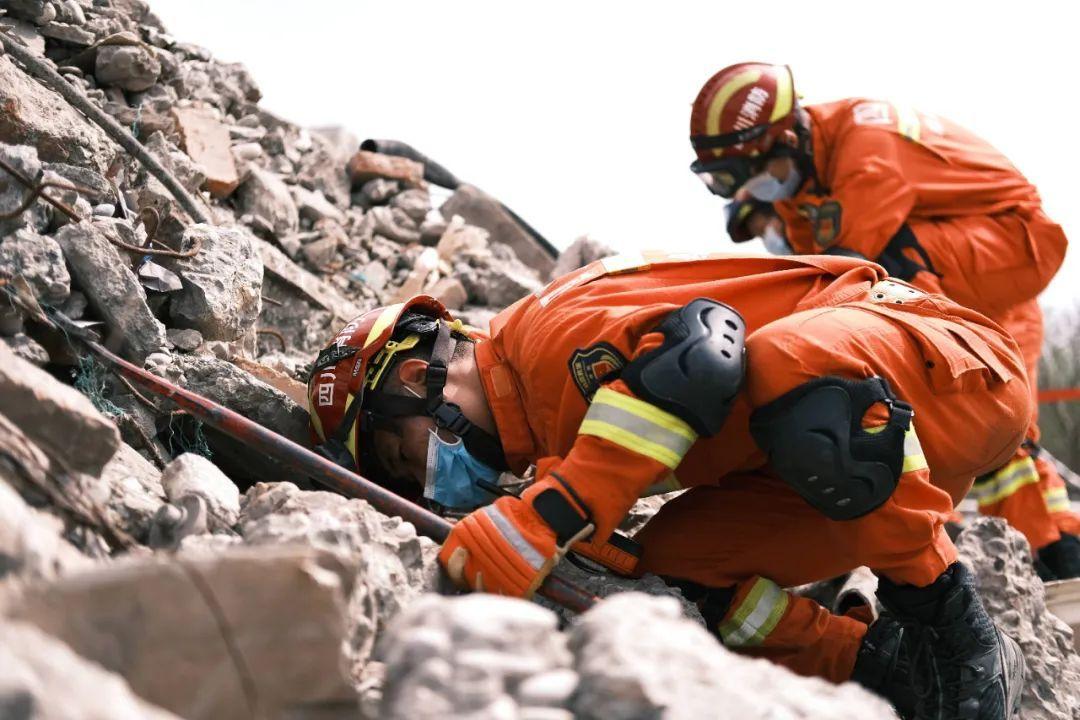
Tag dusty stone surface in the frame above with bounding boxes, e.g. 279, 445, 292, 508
0, 143, 50, 235
0, 229, 72, 306
0, 56, 117, 174
54, 220, 168, 362
162, 223, 263, 341
6, 546, 357, 720
0, 620, 182, 720
550, 234, 616, 279
236, 164, 299, 238
441, 184, 556, 277
171, 104, 240, 197
569, 593, 894, 720
239, 482, 442, 670
160, 453, 239, 530
90, 440, 167, 544
378, 594, 572, 719
0, 480, 91, 582
956, 517, 1080, 719
0, 340, 120, 477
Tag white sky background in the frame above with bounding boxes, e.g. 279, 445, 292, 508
152, 0, 1080, 308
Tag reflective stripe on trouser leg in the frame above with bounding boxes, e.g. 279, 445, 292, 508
578, 387, 698, 470
970, 456, 1040, 508
863, 423, 928, 474
717, 577, 791, 647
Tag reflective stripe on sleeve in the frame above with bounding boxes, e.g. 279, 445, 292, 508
864, 423, 928, 474
970, 456, 1040, 507
483, 505, 545, 571
578, 387, 698, 470
1044, 485, 1071, 514
717, 577, 790, 647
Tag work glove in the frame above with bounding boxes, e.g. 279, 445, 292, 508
439, 480, 594, 598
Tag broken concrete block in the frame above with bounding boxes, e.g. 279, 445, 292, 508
170, 352, 310, 444
568, 593, 893, 720
54, 220, 168, 362
0, 143, 50, 235
0, 479, 91, 581
0, 340, 120, 477
291, 183, 345, 224
240, 482, 442, 671
3, 333, 50, 366
428, 276, 467, 311
172, 105, 240, 197
369, 204, 421, 244
348, 150, 424, 186
0, 228, 71, 306
441, 185, 555, 277
0, 56, 117, 175
237, 164, 299, 238
377, 594, 571, 719
1, 0, 56, 25
7, 546, 358, 720
160, 453, 239, 530
95, 44, 162, 92
957, 517, 1080, 719
38, 20, 95, 46
390, 188, 432, 223
0, 620, 183, 720
162, 224, 263, 341
256, 236, 362, 320
550, 234, 615, 279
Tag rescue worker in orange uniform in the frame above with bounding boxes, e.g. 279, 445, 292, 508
308, 253, 1030, 719
688, 62, 1078, 578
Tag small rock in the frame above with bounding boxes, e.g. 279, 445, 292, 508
0, 227, 71, 305
292, 184, 345, 224
95, 44, 162, 92
160, 453, 240, 530
39, 21, 96, 46
369, 205, 421, 244
550, 235, 616, 279
301, 234, 339, 268
361, 260, 391, 293
361, 177, 401, 205
0, 480, 91, 581
166, 327, 203, 353
0, 144, 49, 235
172, 104, 240, 197
390, 188, 432, 223
4, 333, 50, 365
348, 150, 424, 186
517, 669, 579, 708
1, 0, 56, 25
428, 276, 467, 310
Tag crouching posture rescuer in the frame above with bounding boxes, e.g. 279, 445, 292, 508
308, 253, 1029, 719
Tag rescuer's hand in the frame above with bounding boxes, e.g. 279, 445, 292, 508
440, 489, 593, 598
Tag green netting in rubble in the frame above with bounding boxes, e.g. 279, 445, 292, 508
73, 354, 125, 417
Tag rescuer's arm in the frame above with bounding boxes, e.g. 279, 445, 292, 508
825, 128, 918, 260
441, 300, 746, 596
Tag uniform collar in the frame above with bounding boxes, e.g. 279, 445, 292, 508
474, 338, 536, 474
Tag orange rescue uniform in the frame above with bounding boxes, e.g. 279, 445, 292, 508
475, 253, 1030, 681
772, 98, 1073, 549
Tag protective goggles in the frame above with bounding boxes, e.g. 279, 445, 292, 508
690, 155, 764, 199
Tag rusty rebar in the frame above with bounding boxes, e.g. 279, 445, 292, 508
0, 156, 86, 221
256, 328, 287, 352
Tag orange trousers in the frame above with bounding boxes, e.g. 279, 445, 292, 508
636, 293, 1031, 683
906, 212, 1077, 551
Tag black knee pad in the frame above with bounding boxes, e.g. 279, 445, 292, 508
622, 298, 746, 437
749, 376, 913, 521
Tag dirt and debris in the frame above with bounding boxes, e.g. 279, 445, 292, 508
0, 1, 1077, 719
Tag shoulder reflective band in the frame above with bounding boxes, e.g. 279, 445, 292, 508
717, 577, 790, 647
578, 387, 697, 470
970, 456, 1040, 507
1044, 485, 1071, 514
690, 123, 771, 151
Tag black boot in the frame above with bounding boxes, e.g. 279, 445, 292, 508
876, 562, 1024, 720
852, 616, 917, 718
1036, 533, 1080, 581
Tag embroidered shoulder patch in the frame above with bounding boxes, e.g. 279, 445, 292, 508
568, 342, 627, 400
797, 200, 843, 248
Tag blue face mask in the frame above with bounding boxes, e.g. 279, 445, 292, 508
422, 429, 501, 511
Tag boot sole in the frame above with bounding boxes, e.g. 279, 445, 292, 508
998, 630, 1025, 718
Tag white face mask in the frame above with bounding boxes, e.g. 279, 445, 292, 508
761, 225, 792, 255
742, 167, 802, 202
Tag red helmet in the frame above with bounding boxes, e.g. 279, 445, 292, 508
307, 295, 505, 494
689, 63, 798, 197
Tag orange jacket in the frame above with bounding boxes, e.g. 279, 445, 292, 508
474, 253, 888, 543
776, 98, 1048, 259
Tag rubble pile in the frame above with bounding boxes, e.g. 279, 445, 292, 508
1, 1, 1077, 719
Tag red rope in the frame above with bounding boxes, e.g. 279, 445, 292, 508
1039, 388, 1080, 403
